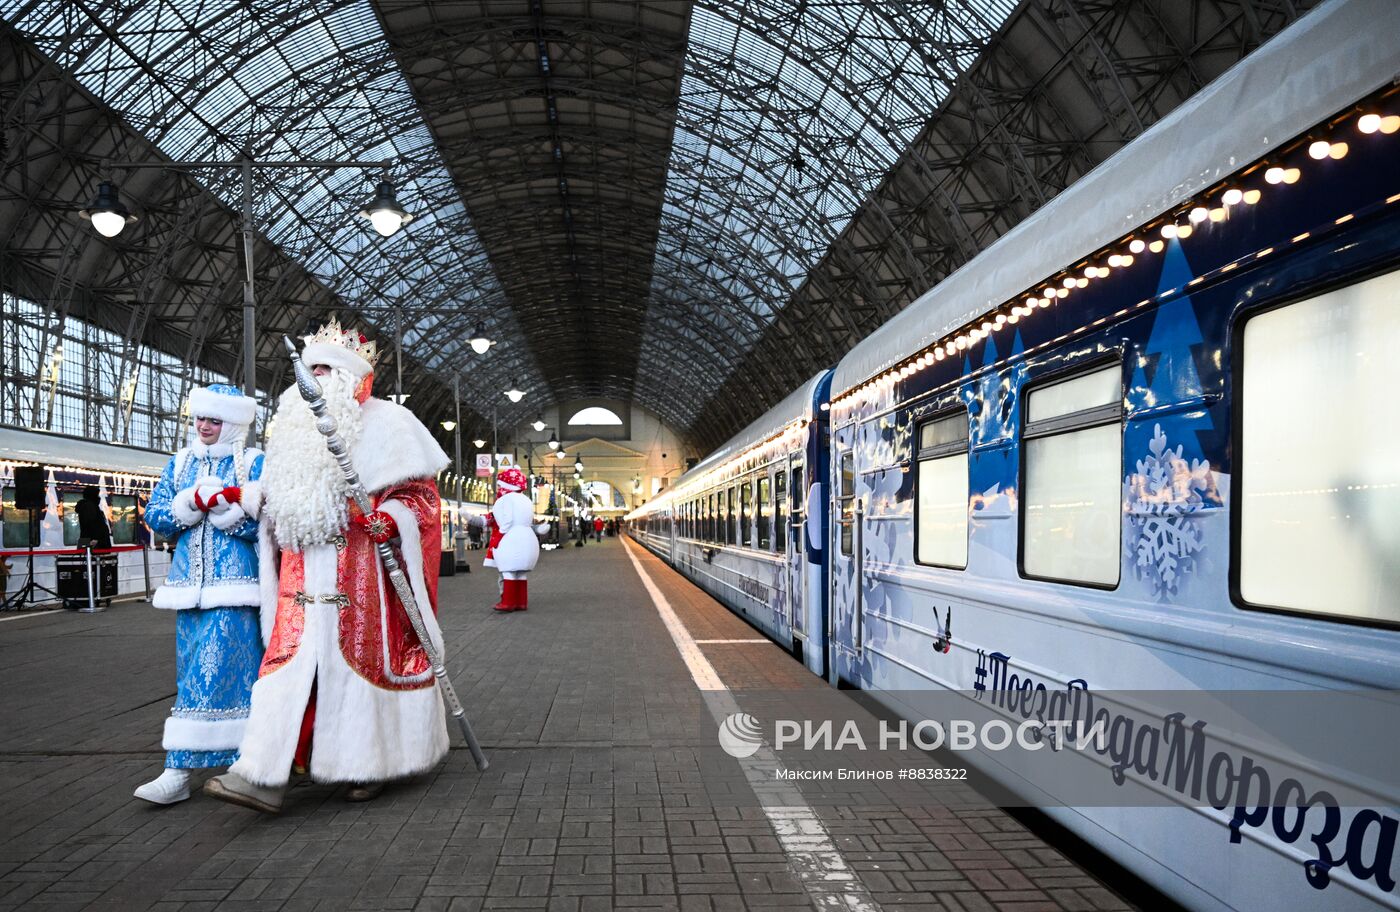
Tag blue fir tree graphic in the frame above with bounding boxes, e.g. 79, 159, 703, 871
1124, 238, 1219, 598
1142, 238, 1210, 463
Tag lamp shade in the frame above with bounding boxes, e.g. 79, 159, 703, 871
359, 179, 412, 237
81, 180, 137, 238
468, 321, 494, 354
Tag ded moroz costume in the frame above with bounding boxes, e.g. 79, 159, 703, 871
203, 320, 450, 812
490, 467, 539, 612
135, 383, 265, 805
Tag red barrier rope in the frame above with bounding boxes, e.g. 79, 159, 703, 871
0, 544, 145, 557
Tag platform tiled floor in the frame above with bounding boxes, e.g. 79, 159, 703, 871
0, 536, 1136, 912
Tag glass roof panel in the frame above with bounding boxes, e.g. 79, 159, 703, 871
640, 0, 1018, 395
0, 0, 524, 394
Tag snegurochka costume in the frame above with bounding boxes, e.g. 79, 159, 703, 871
204, 321, 451, 813
135, 383, 265, 805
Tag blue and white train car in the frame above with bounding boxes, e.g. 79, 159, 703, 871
631, 372, 832, 676
824, 1, 1400, 909
630, 2, 1399, 908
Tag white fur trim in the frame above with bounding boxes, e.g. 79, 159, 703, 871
229, 629, 316, 788
189, 387, 257, 425
231, 546, 447, 788
199, 584, 261, 609
152, 583, 262, 610
152, 585, 200, 610
257, 522, 279, 647
302, 340, 373, 379
172, 488, 205, 527
208, 502, 248, 531
188, 441, 237, 459
162, 715, 247, 751
378, 499, 445, 671
241, 479, 263, 520
353, 399, 450, 494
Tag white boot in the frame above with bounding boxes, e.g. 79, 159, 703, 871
134, 768, 191, 805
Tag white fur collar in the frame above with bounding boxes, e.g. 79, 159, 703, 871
352, 398, 449, 493
188, 441, 238, 459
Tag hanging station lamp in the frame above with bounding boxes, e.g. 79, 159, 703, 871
468, 322, 495, 355
80, 180, 138, 238
359, 177, 413, 237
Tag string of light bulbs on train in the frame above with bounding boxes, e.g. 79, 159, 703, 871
825, 106, 1400, 418
648, 104, 1399, 503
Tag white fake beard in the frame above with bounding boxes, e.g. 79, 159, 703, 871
261, 368, 364, 551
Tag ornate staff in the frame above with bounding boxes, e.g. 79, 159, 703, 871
282, 335, 489, 771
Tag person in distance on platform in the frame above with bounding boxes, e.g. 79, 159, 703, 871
135, 384, 265, 805
203, 320, 450, 813
489, 466, 539, 611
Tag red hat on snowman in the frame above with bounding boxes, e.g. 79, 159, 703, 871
496, 466, 528, 494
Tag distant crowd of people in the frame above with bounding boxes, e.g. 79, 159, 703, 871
565, 515, 621, 546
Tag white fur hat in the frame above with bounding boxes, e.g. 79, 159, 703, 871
188, 383, 256, 426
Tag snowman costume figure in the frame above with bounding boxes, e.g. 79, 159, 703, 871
136, 384, 265, 805
490, 467, 539, 611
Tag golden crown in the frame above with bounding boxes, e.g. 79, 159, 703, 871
304, 317, 379, 367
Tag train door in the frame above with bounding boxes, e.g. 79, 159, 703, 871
828, 426, 862, 686
778, 457, 800, 638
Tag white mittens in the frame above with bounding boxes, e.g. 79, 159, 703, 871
172, 487, 205, 527
208, 503, 249, 531
193, 475, 231, 513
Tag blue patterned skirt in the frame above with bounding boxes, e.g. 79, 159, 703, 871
165, 606, 262, 769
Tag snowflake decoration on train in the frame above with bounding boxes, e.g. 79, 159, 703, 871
1123, 424, 1214, 599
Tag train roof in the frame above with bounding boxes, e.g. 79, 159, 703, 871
677, 370, 828, 485
832, 0, 1400, 394
0, 426, 170, 477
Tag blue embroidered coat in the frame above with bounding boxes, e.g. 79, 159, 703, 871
147, 442, 264, 610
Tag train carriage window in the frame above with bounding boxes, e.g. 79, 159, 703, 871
774, 465, 787, 551
2, 488, 34, 548
60, 490, 84, 546
838, 451, 855, 556
916, 411, 970, 569
758, 473, 772, 551
109, 494, 137, 545
1238, 272, 1400, 624
727, 486, 737, 545
1022, 363, 1123, 587
740, 479, 752, 547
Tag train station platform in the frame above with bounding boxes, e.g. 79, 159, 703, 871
0, 537, 1136, 912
